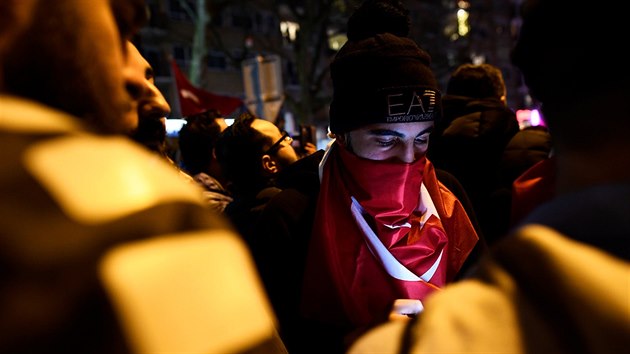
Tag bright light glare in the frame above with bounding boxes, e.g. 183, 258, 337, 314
165, 118, 186, 136
280, 21, 300, 41
516, 109, 545, 129
457, 9, 470, 36
530, 109, 541, 126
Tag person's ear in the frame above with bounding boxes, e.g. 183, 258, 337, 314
336, 133, 352, 150
335, 133, 346, 145
261, 154, 279, 174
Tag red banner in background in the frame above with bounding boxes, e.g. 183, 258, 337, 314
170, 60, 244, 117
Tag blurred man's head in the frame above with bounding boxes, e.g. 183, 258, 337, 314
125, 40, 172, 156
215, 113, 298, 195
124, 40, 171, 126
0, 0, 147, 134
251, 118, 299, 169
178, 109, 228, 177
446, 63, 507, 103
511, 0, 630, 152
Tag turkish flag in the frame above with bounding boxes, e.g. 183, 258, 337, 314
170, 60, 244, 117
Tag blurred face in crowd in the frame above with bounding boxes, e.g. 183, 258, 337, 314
1, 0, 147, 134
252, 118, 299, 171
123, 40, 171, 132
340, 121, 434, 163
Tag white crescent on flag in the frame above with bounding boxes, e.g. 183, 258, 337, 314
180, 89, 200, 104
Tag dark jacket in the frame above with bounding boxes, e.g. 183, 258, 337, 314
224, 185, 282, 249
500, 125, 552, 187
428, 95, 520, 244
251, 150, 324, 354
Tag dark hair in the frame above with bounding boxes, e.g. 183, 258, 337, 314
178, 109, 223, 175
346, 0, 409, 41
214, 112, 275, 195
130, 118, 168, 157
446, 63, 506, 100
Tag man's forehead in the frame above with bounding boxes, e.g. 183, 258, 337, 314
126, 41, 151, 69
252, 119, 282, 137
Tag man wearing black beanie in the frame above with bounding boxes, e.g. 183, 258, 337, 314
349, 1, 630, 352
296, 0, 482, 350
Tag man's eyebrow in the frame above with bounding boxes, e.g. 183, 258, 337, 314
367, 126, 433, 138
368, 129, 404, 138
417, 126, 433, 137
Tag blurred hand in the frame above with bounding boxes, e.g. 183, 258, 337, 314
388, 299, 423, 321
301, 142, 317, 157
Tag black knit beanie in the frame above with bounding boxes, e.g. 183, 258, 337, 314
329, 0, 441, 134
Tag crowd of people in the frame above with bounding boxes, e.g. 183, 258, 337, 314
1, 0, 627, 353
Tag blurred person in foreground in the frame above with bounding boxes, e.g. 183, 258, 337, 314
0, 1, 285, 353
295, 0, 482, 351
349, 0, 630, 352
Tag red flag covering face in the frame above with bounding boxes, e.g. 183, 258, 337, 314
170, 60, 243, 117
300, 142, 478, 333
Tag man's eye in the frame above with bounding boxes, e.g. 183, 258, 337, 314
376, 138, 397, 147
414, 137, 428, 145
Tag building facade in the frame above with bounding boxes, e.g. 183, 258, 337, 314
138, 0, 530, 126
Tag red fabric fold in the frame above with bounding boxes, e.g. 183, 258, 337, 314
510, 156, 556, 227
300, 143, 478, 332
